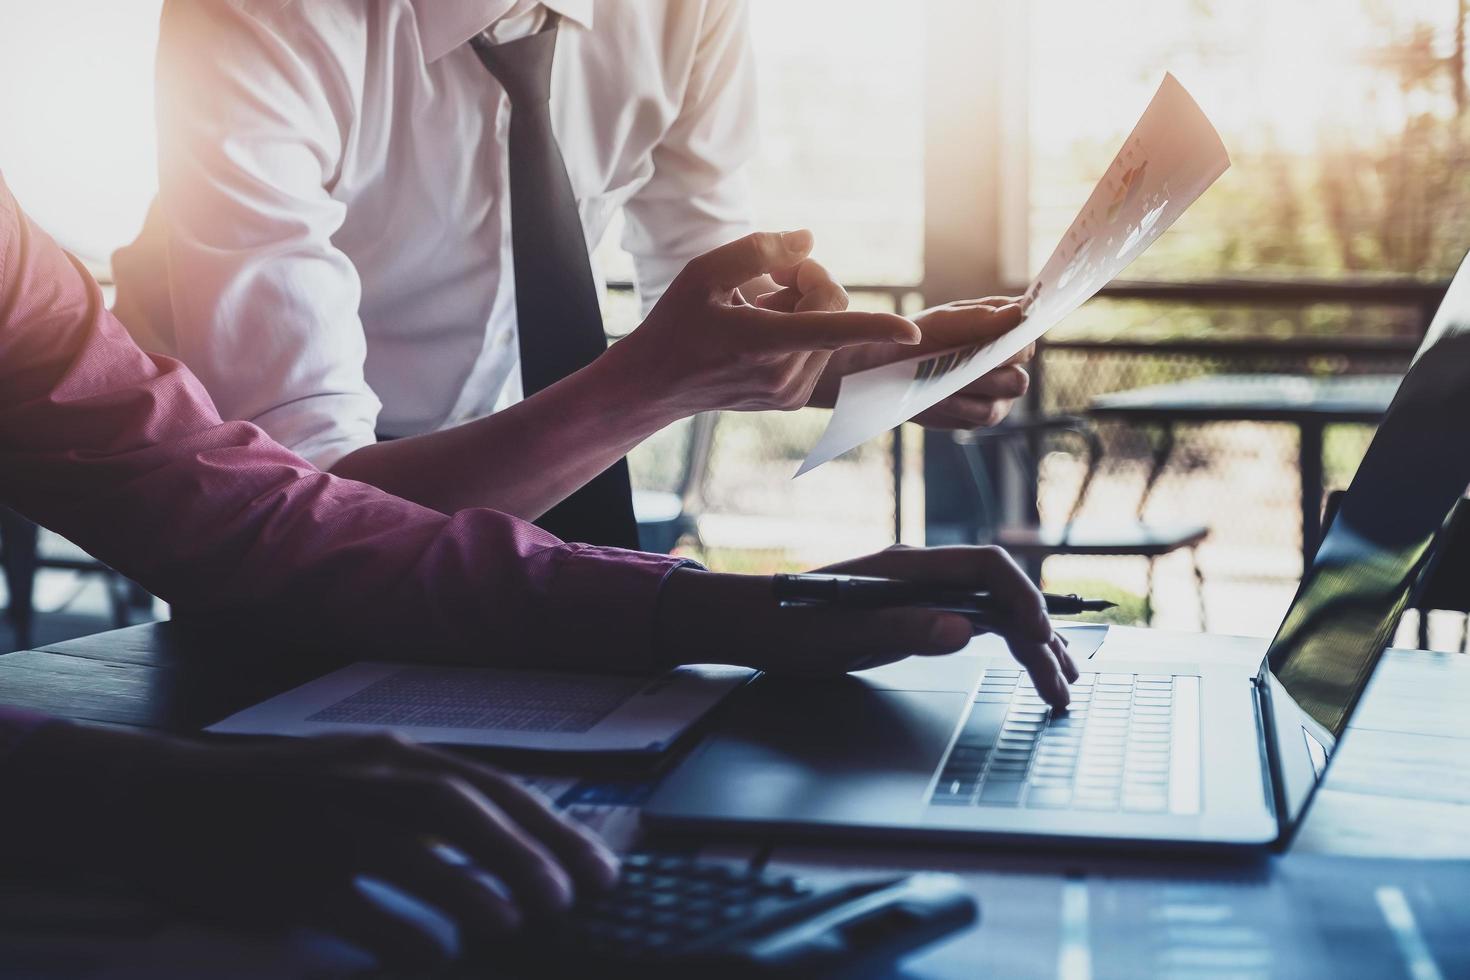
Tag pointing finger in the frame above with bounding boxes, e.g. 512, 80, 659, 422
1051, 632, 1081, 682
685, 230, 816, 291
822, 545, 1050, 641
734, 305, 920, 352
1010, 636, 1071, 708
919, 303, 1024, 347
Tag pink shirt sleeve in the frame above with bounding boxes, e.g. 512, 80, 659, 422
0, 176, 687, 683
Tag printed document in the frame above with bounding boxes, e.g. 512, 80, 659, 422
798, 73, 1230, 475
208, 662, 754, 753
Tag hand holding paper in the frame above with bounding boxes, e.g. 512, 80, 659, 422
797, 73, 1230, 475
811, 298, 1035, 429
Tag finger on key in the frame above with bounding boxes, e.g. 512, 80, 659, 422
1051, 633, 1080, 682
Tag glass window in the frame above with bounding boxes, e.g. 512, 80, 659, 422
1028, 0, 1470, 282
614, 2, 926, 570
597, 0, 924, 292
0, 1, 163, 269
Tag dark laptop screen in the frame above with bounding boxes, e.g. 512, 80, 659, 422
1266, 256, 1470, 736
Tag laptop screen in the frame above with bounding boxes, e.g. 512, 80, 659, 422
1266, 253, 1470, 737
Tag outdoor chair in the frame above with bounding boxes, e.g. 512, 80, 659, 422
633, 412, 718, 555
0, 508, 145, 651
953, 415, 1210, 627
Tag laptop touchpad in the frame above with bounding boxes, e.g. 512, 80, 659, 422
650, 676, 963, 828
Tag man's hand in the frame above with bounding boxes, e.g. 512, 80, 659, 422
809, 296, 1035, 430
5, 725, 620, 967
656, 545, 1078, 708
605, 230, 920, 418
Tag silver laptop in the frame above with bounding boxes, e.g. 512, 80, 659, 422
645, 253, 1470, 853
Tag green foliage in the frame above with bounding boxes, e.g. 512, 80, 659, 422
1042, 577, 1151, 627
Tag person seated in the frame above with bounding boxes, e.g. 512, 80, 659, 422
0, 173, 1075, 965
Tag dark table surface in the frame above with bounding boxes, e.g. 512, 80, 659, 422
1089, 372, 1401, 565
1088, 373, 1400, 423
1, 621, 1468, 978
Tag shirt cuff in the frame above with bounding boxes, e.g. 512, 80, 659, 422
250, 392, 381, 472
536, 546, 696, 672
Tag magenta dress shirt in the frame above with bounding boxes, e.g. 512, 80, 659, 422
0, 173, 686, 755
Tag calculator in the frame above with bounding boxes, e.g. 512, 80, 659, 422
509, 853, 979, 977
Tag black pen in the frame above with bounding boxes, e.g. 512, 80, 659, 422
772, 573, 1116, 618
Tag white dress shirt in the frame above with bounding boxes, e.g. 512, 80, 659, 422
113, 0, 756, 469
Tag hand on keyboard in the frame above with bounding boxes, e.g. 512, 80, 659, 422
656, 545, 1079, 707
932, 669, 1195, 813
3, 725, 619, 967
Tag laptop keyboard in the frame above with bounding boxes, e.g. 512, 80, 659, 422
928, 668, 1198, 814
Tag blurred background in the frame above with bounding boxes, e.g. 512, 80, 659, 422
2, 0, 1468, 650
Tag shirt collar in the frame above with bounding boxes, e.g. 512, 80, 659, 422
412, 0, 594, 64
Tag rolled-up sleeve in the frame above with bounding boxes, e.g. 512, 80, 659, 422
0, 177, 685, 671
145, 0, 379, 470
621, 0, 757, 315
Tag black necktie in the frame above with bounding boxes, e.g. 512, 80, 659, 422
471, 18, 640, 550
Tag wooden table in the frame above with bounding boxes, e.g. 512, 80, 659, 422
1089, 373, 1400, 565
1, 621, 1467, 977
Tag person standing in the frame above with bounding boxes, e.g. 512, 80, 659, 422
114, 0, 1034, 549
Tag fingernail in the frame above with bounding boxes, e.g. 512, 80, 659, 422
780, 229, 813, 251
891, 318, 922, 344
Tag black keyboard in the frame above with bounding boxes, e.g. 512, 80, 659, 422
928, 668, 1199, 814
507, 854, 979, 977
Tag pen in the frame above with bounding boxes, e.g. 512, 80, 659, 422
772, 573, 1116, 618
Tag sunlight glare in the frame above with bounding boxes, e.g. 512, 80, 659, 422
0, 1, 164, 265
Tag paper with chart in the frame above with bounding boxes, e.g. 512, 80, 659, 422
797, 73, 1230, 476
207, 662, 755, 753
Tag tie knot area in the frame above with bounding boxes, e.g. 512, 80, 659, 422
470, 27, 557, 107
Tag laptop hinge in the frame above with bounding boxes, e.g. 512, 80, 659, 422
1252, 671, 1292, 847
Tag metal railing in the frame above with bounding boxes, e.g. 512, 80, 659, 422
607, 276, 1450, 550
1032, 278, 1443, 416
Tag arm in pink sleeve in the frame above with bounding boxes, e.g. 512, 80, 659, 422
0, 176, 686, 672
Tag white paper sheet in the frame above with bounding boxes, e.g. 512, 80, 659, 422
797, 73, 1230, 476
206, 662, 754, 753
